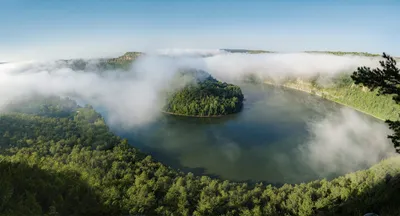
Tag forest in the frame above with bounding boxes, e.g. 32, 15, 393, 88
0, 96, 399, 216
164, 70, 244, 116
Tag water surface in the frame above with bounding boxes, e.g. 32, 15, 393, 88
112, 84, 378, 184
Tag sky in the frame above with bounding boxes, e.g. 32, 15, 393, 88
0, 0, 399, 61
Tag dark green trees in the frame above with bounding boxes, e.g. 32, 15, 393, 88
164, 70, 244, 116
1, 97, 400, 215
3, 96, 79, 118
351, 53, 400, 152
0, 160, 113, 216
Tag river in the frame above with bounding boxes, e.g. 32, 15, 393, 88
106, 84, 384, 184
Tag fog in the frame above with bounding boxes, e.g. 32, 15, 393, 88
0, 57, 183, 126
301, 108, 396, 176
203, 52, 380, 85
152, 48, 228, 57
0, 50, 395, 177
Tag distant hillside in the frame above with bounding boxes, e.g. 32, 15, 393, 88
304, 51, 381, 57
108, 52, 143, 63
221, 49, 386, 56
109, 50, 388, 59
48, 50, 398, 73
102, 50, 398, 67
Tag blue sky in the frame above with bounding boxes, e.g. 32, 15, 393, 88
0, 0, 399, 60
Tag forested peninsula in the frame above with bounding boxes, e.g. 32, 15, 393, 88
163, 70, 244, 117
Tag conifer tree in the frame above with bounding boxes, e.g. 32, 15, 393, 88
352, 53, 400, 152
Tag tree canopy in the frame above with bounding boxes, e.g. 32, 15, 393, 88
164, 70, 244, 116
351, 53, 400, 152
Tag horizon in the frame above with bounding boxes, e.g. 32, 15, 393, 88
0, 49, 394, 64
1, 0, 399, 61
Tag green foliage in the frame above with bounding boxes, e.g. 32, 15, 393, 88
0, 97, 400, 215
0, 159, 114, 216
352, 53, 400, 152
331, 72, 353, 88
324, 83, 398, 121
2, 96, 79, 118
275, 74, 399, 121
164, 70, 244, 116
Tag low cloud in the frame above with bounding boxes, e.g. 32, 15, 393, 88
201, 52, 380, 85
0, 50, 395, 178
0, 57, 184, 126
152, 48, 228, 57
300, 108, 396, 176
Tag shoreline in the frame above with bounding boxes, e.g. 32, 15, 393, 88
160, 110, 240, 118
263, 81, 385, 121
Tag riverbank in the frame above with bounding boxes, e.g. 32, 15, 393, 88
264, 80, 398, 121
161, 110, 240, 118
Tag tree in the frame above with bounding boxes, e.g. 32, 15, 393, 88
351, 53, 400, 152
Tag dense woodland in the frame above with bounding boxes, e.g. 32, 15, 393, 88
164, 70, 244, 116
0, 96, 399, 216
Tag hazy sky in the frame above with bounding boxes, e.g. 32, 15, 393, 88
1, 0, 399, 61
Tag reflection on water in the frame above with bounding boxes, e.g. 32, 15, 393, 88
109, 84, 376, 184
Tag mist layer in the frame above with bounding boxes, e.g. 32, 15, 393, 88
0, 51, 395, 179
